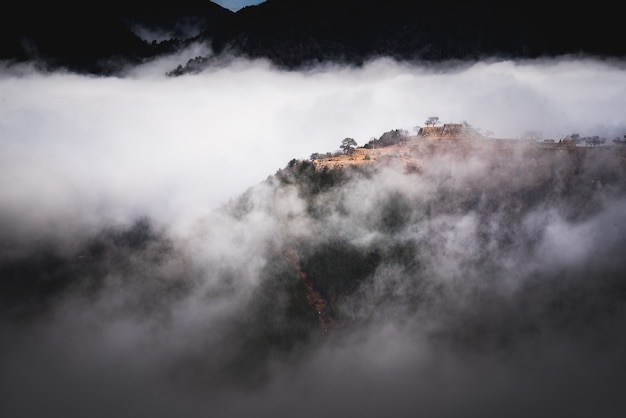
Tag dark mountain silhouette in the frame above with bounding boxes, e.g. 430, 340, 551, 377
0, 1, 233, 74
120, 0, 234, 40
199, 0, 625, 70
2, 0, 624, 75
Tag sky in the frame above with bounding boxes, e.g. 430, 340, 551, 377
1, 43, 626, 418
213, 0, 265, 11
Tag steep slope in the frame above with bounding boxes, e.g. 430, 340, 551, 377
1, 131, 626, 417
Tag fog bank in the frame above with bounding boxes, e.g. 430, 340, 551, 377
1, 53, 625, 237
1, 51, 626, 418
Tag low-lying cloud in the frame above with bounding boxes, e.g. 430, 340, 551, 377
1, 49, 626, 418
2, 51, 625, 234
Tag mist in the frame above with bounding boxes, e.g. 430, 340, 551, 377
2, 51, 625, 234
1, 48, 626, 418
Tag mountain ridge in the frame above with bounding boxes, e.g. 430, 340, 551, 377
195, 0, 626, 71
0, 1, 233, 73
2, 1, 624, 75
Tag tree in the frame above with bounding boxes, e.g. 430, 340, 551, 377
340, 137, 357, 154
424, 116, 440, 127
613, 134, 626, 145
585, 136, 606, 147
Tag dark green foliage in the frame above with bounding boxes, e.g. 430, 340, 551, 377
276, 159, 348, 200
249, 252, 319, 348
0, 245, 82, 320
300, 240, 382, 315
225, 188, 255, 219
167, 55, 209, 76
363, 129, 409, 149
376, 191, 413, 233
583, 136, 606, 147
340, 137, 358, 154
614, 134, 626, 145
386, 240, 421, 274
218, 250, 319, 386
0, 217, 192, 321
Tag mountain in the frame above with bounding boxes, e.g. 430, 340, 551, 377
120, 0, 235, 41
199, 0, 626, 69
0, 1, 233, 74
2, 0, 624, 75
2, 128, 626, 417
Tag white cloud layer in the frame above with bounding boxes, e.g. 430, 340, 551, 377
1, 49, 626, 418
1, 52, 625, 236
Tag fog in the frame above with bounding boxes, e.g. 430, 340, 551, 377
1, 49, 626, 418
2, 51, 625, 237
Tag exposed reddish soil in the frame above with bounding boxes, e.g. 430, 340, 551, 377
284, 247, 335, 333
